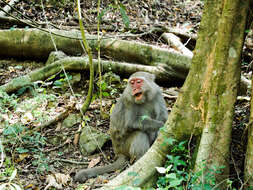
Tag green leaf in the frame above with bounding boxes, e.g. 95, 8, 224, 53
17, 86, 30, 96
47, 74, 56, 80
9, 169, 17, 182
168, 179, 182, 188
119, 3, 129, 28
166, 173, 177, 179
16, 148, 29, 153
53, 80, 63, 86
203, 184, 213, 190
101, 82, 107, 91
102, 92, 110, 97
98, 7, 111, 21
164, 137, 176, 145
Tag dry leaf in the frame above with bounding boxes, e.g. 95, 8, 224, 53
54, 173, 71, 186
45, 175, 62, 190
88, 157, 101, 168
73, 133, 80, 146
21, 112, 33, 124
45, 173, 71, 190
55, 122, 62, 131
16, 153, 30, 162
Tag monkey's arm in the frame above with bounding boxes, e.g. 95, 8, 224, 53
126, 117, 164, 132
141, 117, 165, 131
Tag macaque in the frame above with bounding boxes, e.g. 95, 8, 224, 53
75, 72, 168, 182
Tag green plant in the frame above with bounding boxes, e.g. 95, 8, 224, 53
156, 138, 226, 190
0, 157, 15, 178
92, 72, 121, 102
98, 1, 130, 29
0, 90, 17, 113
32, 152, 51, 173
97, 80, 110, 98
3, 123, 49, 173
156, 139, 188, 190
52, 72, 72, 89
3, 123, 46, 152
188, 163, 225, 190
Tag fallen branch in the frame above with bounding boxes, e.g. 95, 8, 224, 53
0, 55, 186, 93
50, 159, 89, 165
161, 32, 193, 58
158, 24, 198, 41
0, 29, 191, 71
32, 106, 73, 133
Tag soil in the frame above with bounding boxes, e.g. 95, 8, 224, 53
0, 0, 252, 189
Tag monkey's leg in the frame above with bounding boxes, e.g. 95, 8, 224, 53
74, 155, 127, 183
148, 131, 158, 145
129, 131, 150, 160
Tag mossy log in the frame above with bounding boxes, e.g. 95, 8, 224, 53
0, 29, 191, 77
0, 54, 183, 93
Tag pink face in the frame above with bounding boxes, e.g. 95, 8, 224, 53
130, 78, 144, 101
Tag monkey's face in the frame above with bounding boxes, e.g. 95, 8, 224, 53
129, 77, 145, 104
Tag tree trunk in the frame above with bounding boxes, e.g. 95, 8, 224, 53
95, 0, 249, 189
194, 0, 249, 187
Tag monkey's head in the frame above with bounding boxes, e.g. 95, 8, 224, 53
124, 72, 158, 104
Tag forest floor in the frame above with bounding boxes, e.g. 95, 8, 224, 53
0, 0, 252, 189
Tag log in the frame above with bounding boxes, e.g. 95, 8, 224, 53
0, 29, 191, 76
0, 55, 183, 93
161, 32, 193, 58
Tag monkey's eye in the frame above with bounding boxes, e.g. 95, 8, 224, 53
137, 80, 142, 83
130, 80, 135, 84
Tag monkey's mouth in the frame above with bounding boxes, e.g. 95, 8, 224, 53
134, 92, 143, 101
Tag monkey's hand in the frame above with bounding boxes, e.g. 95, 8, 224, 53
141, 116, 164, 131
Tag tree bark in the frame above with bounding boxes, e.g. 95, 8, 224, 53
194, 0, 248, 187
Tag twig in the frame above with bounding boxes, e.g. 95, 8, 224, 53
50, 158, 89, 165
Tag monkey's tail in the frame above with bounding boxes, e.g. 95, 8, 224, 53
74, 155, 128, 182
